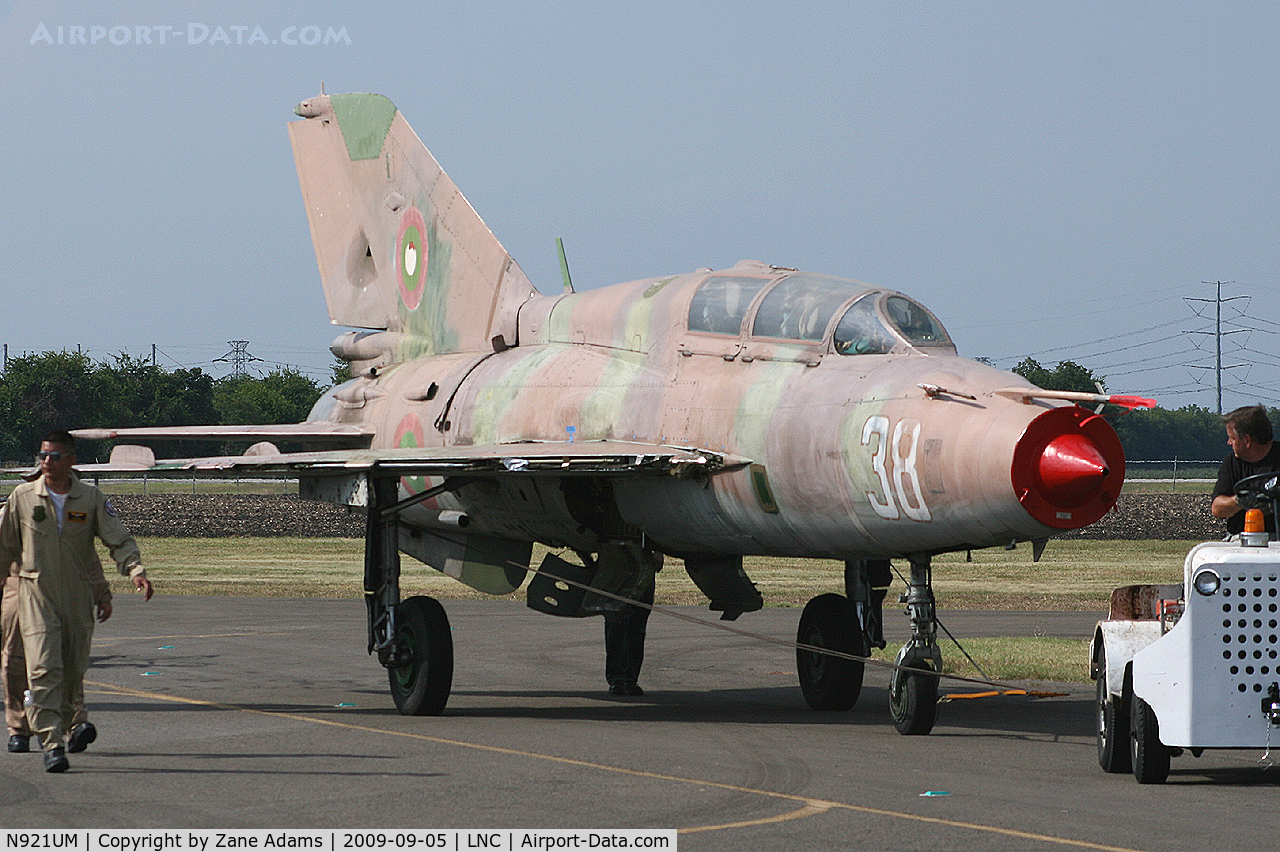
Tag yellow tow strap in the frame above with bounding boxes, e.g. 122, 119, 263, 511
941, 688, 1069, 701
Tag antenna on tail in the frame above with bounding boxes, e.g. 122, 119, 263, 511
556, 238, 575, 294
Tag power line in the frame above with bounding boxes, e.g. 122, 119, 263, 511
213, 340, 261, 379
985, 317, 1186, 361
1185, 281, 1249, 414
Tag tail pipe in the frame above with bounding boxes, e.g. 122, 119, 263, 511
1011, 406, 1124, 530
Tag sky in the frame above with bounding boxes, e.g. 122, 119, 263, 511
2, 1, 1278, 421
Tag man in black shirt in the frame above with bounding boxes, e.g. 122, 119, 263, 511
1211, 405, 1280, 535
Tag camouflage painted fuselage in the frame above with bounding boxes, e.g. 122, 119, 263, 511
310, 266, 1119, 561
293, 93, 1122, 566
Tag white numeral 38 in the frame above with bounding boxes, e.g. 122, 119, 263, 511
861, 416, 931, 522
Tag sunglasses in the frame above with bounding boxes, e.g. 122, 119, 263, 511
36, 451, 66, 461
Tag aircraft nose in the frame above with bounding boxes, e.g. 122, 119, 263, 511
1010, 406, 1124, 530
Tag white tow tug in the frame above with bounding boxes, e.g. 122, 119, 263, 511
1091, 472, 1280, 783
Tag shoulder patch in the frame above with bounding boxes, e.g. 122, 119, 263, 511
104, 498, 118, 517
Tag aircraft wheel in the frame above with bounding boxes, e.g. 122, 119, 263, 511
889, 658, 938, 735
796, 593, 865, 711
1129, 694, 1170, 784
388, 596, 454, 716
1095, 654, 1130, 773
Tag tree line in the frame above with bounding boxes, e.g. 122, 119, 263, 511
1011, 357, 1275, 465
0, 351, 1271, 468
0, 351, 329, 463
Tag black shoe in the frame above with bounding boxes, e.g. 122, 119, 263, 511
608, 684, 627, 695
44, 747, 68, 773
67, 723, 97, 754
624, 683, 645, 696
7, 734, 30, 754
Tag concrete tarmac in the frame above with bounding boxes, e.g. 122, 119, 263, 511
3, 595, 1279, 851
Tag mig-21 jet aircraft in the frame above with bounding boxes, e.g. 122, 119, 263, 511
74, 93, 1154, 734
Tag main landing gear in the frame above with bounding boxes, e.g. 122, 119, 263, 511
795, 554, 941, 735
796, 558, 889, 712
796, 593, 865, 710
386, 595, 453, 715
366, 475, 455, 715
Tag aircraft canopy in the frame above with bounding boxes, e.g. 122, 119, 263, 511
687, 271, 954, 354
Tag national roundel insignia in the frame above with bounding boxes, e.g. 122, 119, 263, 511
394, 412, 427, 496
397, 207, 428, 311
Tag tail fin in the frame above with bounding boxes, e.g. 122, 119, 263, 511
288, 93, 536, 356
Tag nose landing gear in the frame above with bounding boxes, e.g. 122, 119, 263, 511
889, 554, 940, 735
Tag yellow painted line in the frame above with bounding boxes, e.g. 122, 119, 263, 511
86, 680, 1150, 852
92, 631, 295, 645
679, 800, 833, 833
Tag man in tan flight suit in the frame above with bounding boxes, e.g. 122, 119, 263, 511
0, 431, 152, 772
3, 532, 112, 754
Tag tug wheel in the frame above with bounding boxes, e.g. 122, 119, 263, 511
1095, 652, 1130, 773
1129, 694, 1170, 784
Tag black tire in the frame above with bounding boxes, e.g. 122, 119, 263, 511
889, 659, 938, 735
1130, 694, 1170, 784
1096, 655, 1130, 773
796, 593, 865, 711
388, 596, 454, 716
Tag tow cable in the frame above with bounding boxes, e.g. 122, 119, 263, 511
525, 558, 1069, 701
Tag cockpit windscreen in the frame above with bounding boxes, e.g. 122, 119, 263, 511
750, 274, 859, 341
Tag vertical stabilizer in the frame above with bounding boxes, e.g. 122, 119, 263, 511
289, 93, 536, 356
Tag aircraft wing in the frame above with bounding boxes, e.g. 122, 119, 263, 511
54, 437, 749, 604
69, 439, 749, 480
71, 422, 373, 447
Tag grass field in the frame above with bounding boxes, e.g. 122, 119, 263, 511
104, 536, 1198, 684
122, 536, 1192, 609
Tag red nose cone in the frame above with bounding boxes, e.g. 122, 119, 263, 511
1011, 406, 1124, 529
1037, 433, 1110, 506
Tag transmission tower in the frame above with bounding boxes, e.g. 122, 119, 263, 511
1185, 281, 1248, 414
214, 340, 261, 379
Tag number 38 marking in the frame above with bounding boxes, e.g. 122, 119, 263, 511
861, 416, 931, 522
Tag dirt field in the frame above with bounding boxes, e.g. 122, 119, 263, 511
102, 490, 1224, 541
